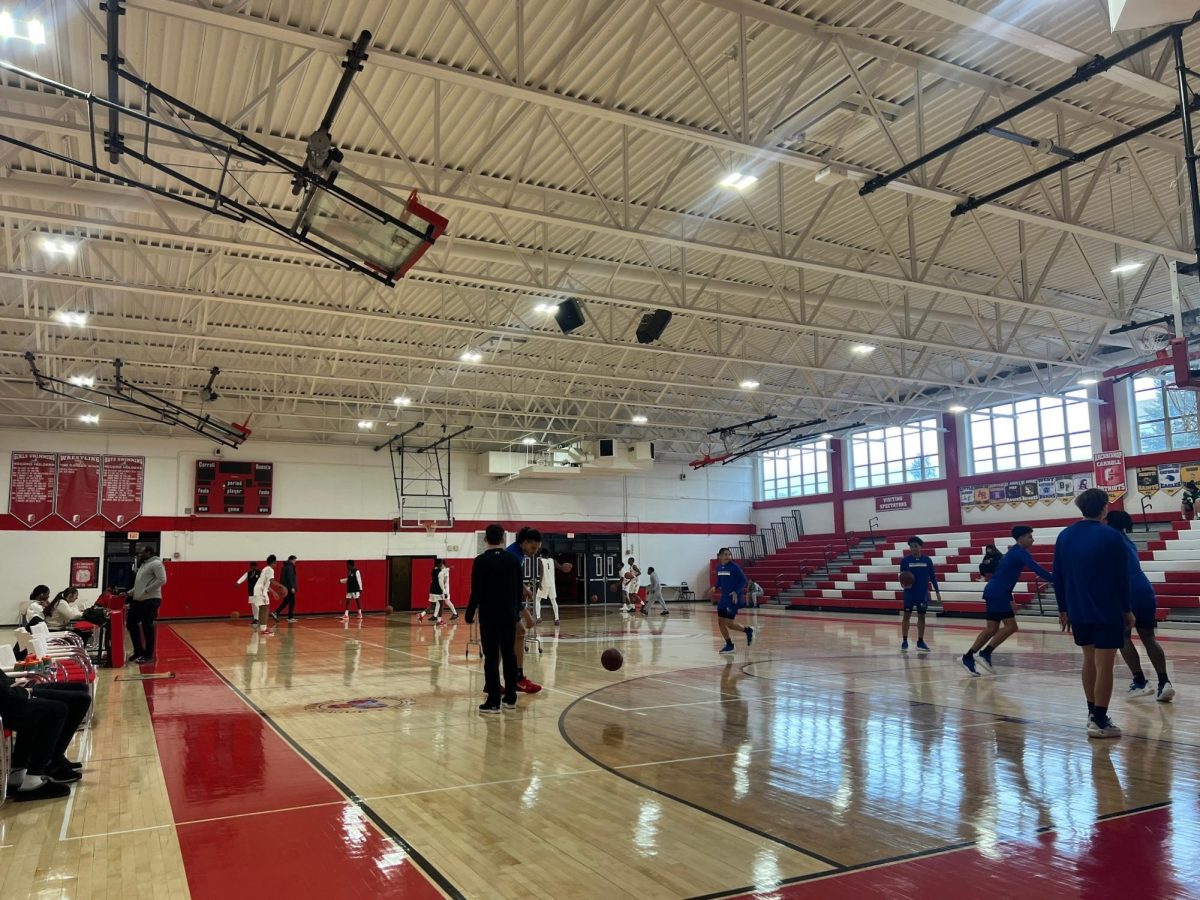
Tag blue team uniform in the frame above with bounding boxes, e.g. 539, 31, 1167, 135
1120, 533, 1157, 629
715, 561, 747, 620
1053, 520, 1131, 649
982, 545, 1052, 619
899, 554, 938, 611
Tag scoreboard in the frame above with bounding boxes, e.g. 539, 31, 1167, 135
194, 460, 273, 515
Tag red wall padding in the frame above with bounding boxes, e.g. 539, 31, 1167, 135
159, 557, 475, 619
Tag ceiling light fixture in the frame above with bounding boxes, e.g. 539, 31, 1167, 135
1111, 261, 1144, 275
357, 420, 374, 430
521, 437, 537, 446
948, 404, 968, 413
534, 303, 559, 314
40, 237, 76, 256
631, 415, 648, 424
739, 379, 760, 390
820, 433, 833, 439
53, 310, 87, 326
718, 172, 757, 190
68, 375, 95, 388
460, 350, 482, 363
78, 413, 99, 424
851, 343, 876, 355
1078, 377, 1099, 386
0, 12, 46, 44
392, 395, 411, 406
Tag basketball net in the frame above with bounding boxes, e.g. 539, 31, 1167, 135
423, 521, 436, 535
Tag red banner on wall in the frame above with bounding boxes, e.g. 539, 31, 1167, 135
70, 556, 100, 589
55, 454, 101, 527
1092, 450, 1127, 502
100, 455, 145, 526
9, 451, 57, 527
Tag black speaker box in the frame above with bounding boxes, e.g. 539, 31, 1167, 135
636, 309, 672, 344
598, 439, 615, 457
553, 298, 586, 334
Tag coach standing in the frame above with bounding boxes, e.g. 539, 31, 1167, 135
466, 523, 524, 714
127, 544, 166, 664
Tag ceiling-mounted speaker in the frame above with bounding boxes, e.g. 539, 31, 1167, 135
636, 309, 672, 344
553, 299, 586, 334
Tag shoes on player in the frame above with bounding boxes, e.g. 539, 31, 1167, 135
1087, 716, 1122, 739
287, 617, 298, 623
554, 619, 560, 626
134, 656, 156, 664
916, 640, 930, 653
960, 654, 979, 676
516, 677, 542, 694
450, 614, 460, 621
900, 639, 909, 652
502, 699, 517, 710
416, 612, 426, 621
1158, 681, 1176, 703
270, 612, 279, 622
341, 612, 349, 620
661, 611, 670, 615
478, 702, 501, 715
745, 627, 754, 646
976, 649, 994, 672
719, 642, 735, 654
535, 617, 542, 624
260, 628, 273, 636
1127, 677, 1153, 697
356, 611, 363, 619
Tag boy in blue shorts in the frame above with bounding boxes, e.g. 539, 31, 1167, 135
1106, 510, 1175, 702
960, 526, 1052, 675
1054, 489, 1134, 738
712, 547, 754, 654
899, 537, 940, 653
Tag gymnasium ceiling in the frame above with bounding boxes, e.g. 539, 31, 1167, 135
0, 0, 1198, 458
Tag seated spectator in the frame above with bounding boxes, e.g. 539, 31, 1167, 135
30, 588, 85, 629
22, 584, 51, 626
1, 667, 91, 801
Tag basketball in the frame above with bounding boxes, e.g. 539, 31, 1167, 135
560, 562, 573, 573
268, 581, 288, 601
590, 593, 599, 603
899, 571, 915, 588
600, 648, 623, 671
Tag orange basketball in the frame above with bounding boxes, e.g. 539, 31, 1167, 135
601, 648, 623, 671
899, 571, 915, 589
268, 582, 288, 601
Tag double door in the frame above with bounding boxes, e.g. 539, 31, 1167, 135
537, 533, 622, 605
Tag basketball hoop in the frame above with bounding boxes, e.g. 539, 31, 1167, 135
422, 520, 436, 536
1133, 323, 1173, 357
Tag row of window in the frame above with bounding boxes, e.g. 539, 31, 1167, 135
759, 377, 1199, 500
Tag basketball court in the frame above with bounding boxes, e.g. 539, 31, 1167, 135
4, 0, 1200, 897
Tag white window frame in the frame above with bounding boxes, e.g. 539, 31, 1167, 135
848, 419, 941, 489
967, 391, 1092, 474
1130, 376, 1200, 453
759, 440, 831, 501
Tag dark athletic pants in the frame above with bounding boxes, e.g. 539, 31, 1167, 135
11, 685, 92, 774
274, 589, 297, 619
480, 615, 518, 705
126, 598, 162, 659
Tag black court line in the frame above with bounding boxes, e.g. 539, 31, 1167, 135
684, 801, 1176, 900
168, 627, 465, 900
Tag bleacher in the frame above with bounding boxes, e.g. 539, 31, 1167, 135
738, 510, 1199, 621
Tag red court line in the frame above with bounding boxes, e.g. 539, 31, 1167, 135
721, 806, 1197, 899
140, 628, 448, 899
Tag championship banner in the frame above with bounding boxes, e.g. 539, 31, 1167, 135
1005, 483, 1021, 503
54, 454, 101, 527
9, 451, 57, 527
100, 455, 145, 526
1021, 481, 1038, 506
1136, 467, 1160, 496
989, 485, 1006, 508
1159, 463, 1182, 495
1055, 476, 1075, 503
959, 486, 975, 506
974, 486, 990, 507
1183, 463, 1200, 486
1038, 477, 1056, 505
1074, 474, 1093, 494
1093, 450, 1127, 503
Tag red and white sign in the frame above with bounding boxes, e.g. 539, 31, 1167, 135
875, 493, 912, 512
1092, 450, 1127, 500
100, 455, 145, 526
55, 454, 101, 527
70, 556, 100, 589
9, 452, 57, 527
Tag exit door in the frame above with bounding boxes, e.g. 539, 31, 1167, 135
586, 547, 622, 604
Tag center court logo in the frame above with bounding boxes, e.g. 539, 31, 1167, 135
305, 696, 414, 713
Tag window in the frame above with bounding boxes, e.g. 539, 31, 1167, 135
848, 419, 940, 489
760, 440, 830, 500
968, 391, 1092, 474
1132, 377, 1199, 453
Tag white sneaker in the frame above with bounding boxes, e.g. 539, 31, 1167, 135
1087, 717, 1122, 739
1157, 681, 1176, 703
357, 611, 363, 619
287, 618, 298, 623
1126, 679, 1154, 697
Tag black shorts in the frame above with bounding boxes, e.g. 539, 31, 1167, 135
1132, 610, 1158, 631
985, 608, 1016, 622
717, 601, 738, 620
1072, 621, 1126, 650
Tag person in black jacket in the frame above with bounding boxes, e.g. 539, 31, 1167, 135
466, 523, 524, 714
1, 669, 91, 801
272, 555, 299, 623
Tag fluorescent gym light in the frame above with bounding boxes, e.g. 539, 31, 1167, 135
0, 13, 45, 44
357, 420, 374, 430
719, 172, 757, 190
522, 437, 537, 445
948, 404, 968, 413
535, 303, 559, 314
631, 415, 648, 424
392, 395, 411, 406
460, 350, 482, 363
69, 375, 95, 388
26, 19, 44, 44
40, 237, 76, 256
1078, 377, 1099, 386
1111, 261, 1143, 275
851, 343, 876, 355
53, 310, 87, 326
78, 413, 99, 424
739, 379, 760, 390
820, 433, 833, 439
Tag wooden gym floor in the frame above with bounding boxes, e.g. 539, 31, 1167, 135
3, 605, 1199, 899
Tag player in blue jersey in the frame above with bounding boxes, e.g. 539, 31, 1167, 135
960, 526, 1052, 676
711, 547, 754, 654
899, 537, 940, 653
1106, 510, 1175, 702
1054, 489, 1134, 739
